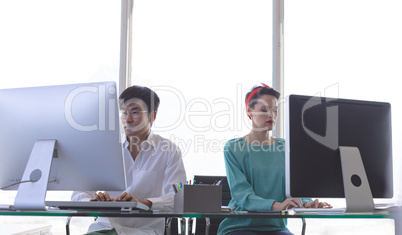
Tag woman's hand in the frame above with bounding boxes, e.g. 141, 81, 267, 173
304, 199, 332, 208
272, 198, 303, 211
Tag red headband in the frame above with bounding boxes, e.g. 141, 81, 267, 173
245, 83, 270, 119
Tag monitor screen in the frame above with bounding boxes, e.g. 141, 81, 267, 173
285, 95, 393, 200
0, 82, 126, 198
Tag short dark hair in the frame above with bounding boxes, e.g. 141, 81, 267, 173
245, 85, 281, 108
119, 85, 160, 114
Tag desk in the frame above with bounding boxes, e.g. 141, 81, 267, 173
0, 209, 400, 235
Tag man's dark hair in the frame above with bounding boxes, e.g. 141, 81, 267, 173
245, 86, 281, 108
119, 86, 160, 114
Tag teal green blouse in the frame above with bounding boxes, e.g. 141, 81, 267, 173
217, 137, 312, 235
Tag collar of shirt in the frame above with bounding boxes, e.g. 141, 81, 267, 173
123, 130, 157, 150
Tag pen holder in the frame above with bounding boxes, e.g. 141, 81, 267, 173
174, 184, 222, 213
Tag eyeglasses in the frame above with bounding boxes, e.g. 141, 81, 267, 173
120, 110, 147, 119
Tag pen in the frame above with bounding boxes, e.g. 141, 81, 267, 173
216, 178, 224, 186
172, 184, 178, 194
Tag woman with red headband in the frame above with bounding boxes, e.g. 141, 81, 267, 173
218, 84, 331, 235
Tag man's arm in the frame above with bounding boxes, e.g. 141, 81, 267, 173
71, 191, 96, 201
146, 143, 186, 211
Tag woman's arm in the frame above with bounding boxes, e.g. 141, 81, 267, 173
224, 142, 275, 210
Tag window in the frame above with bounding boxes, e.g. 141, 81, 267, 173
284, 0, 402, 209
0, 0, 120, 89
0, 1, 121, 233
131, 0, 274, 178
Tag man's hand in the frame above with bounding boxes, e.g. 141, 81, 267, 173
90, 192, 114, 201
115, 192, 139, 202
115, 192, 153, 209
304, 199, 332, 208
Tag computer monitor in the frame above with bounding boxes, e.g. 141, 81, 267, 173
285, 94, 393, 212
0, 81, 126, 210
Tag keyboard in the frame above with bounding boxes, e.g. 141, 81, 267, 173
292, 207, 345, 214
292, 203, 395, 214
45, 201, 150, 211
374, 202, 394, 209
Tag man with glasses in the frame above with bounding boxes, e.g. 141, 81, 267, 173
72, 85, 187, 235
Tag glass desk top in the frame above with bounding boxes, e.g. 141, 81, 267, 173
0, 208, 399, 219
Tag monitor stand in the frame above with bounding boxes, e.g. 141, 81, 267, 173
13, 140, 56, 211
339, 146, 375, 213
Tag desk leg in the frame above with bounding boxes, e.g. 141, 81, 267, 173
178, 218, 183, 235
185, 217, 189, 235
165, 217, 172, 235
177, 218, 188, 235
301, 218, 306, 235
66, 216, 71, 235
395, 213, 402, 235
169, 217, 196, 235
191, 218, 196, 235
205, 217, 210, 235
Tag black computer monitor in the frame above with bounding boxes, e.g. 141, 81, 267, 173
285, 94, 393, 212
0, 81, 126, 210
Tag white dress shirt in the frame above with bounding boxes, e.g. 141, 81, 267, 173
71, 131, 187, 235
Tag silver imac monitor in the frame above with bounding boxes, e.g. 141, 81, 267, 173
285, 94, 393, 213
0, 81, 126, 210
